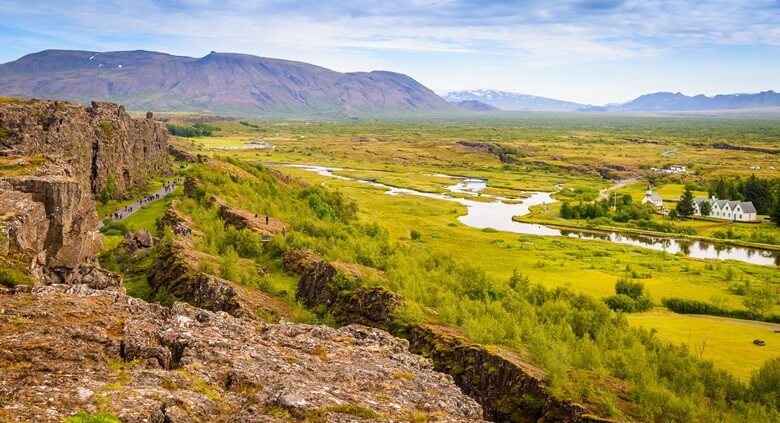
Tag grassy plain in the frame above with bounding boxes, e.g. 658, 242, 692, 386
163, 114, 780, 380
628, 312, 780, 380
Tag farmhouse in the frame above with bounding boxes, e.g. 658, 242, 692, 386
694, 197, 757, 222
642, 184, 663, 207
650, 165, 687, 174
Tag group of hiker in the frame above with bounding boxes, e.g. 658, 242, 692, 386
163, 179, 181, 194
110, 179, 182, 221
172, 225, 192, 237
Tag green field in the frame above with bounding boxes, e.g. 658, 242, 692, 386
120, 115, 780, 421
629, 312, 780, 380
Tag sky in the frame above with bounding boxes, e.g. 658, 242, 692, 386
0, 0, 779, 105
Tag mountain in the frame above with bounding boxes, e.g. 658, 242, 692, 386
442, 89, 586, 111
602, 91, 780, 112
0, 50, 451, 116
451, 100, 500, 112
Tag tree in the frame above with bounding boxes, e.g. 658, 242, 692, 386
699, 200, 712, 217
773, 187, 780, 227
750, 358, 780, 407
742, 174, 772, 214
743, 286, 776, 316
676, 187, 696, 218
713, 177, 728, 199
560, 201, 574, 219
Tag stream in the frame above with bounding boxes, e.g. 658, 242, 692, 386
282, 164, 779, 266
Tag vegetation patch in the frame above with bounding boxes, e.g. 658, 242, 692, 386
64, 412, 121, 423
0, 268, 35, 288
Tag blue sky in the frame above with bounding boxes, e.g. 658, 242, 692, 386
0, 0, 778, 104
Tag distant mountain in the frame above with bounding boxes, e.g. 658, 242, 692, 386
0, 49, 451, 116
601, 91, 780, 112
451, 100, 499, 112
442, 89, 586, 111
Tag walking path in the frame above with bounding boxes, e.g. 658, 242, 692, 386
97, 179, 183, 230
597, 177, 640, 201
660, 147, 679, 158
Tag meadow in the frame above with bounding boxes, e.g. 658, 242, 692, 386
103, 113, 780, 421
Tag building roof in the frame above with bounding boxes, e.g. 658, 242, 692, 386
738, 202, 756, 213
649, 194, 662, 201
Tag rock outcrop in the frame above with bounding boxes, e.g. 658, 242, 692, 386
0, 175, 119, 288
0, 98, 170, 197
214, 195, 287, 235
0, 284, 485, 422
287, 250, 612, 423
148, 236, 291, 321
0, 98, 171, 287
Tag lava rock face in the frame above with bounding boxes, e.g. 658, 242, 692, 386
0, 284, 486, 422
0, 98, 171, 287
0, 176, 117, 287
0, 99, 170, 197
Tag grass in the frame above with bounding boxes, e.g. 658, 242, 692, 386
308, 176, 779, 313
101, 187, 182, 249
628, 312, 780, 380
64, 412, 121, 423
0, 268, 35, 288
111, 118, 780, 420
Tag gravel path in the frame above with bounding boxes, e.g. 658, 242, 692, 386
97, 179, 182, 230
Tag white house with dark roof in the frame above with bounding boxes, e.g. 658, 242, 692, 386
642, 184, 663, 207
694, 197, 757, 222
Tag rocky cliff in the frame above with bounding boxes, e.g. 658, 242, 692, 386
0, 284, 485, 422
285, 250, 612, 423
0, 98, 171, 286
0, 175, 117, 286
0, 98, 170, 197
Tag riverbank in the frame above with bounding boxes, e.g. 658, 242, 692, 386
513, 212, 780, 253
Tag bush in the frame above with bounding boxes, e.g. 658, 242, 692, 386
750, 358, 780, 407
604, 278, 653, 312
616, 279, 645, 299
100, 219, 130, 236
604, 294, 638, 312
64, 412, 121, 423
662, 297, 780, 324
0, 267, 35, 288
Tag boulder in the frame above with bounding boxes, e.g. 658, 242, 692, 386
122, 229, 155, 252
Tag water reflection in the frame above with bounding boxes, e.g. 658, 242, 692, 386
283, 164, 779, 266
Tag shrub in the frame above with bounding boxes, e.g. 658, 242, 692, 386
604, 294, 638, 312
750, 358, 780, 407
0, 268, 35, 288
604, 278, 652, 312
100, 219, 130, 236
662, 297, 780, 324
64, 412, 121, 423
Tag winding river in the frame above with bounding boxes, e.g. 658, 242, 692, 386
283, 164, 779, 266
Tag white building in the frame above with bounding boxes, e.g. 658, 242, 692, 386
669, 165, 686, 173
694, 197, 757, 222
642, 184, 663, 207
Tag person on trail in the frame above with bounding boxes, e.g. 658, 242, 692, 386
266, 215, 269, 224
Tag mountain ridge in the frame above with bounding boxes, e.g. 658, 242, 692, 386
600, 90, 780, 112
442, 89, 587, 111
0, 49, 451, 117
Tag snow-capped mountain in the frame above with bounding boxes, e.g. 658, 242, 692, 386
441, 89, 587, 111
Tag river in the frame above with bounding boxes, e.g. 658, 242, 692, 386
282, 164, 779, 266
